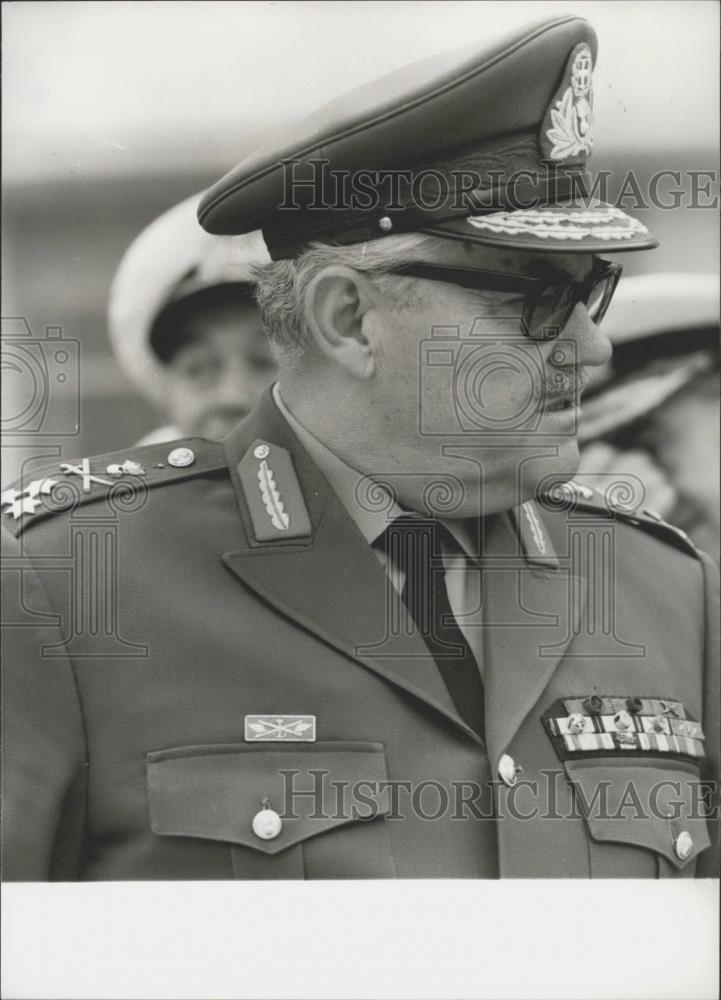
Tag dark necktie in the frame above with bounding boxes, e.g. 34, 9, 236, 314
377, 514, 485, 740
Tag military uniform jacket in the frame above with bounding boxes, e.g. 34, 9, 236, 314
2, 392, 719, 880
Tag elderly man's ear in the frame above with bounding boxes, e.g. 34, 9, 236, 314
302, 266, 379, 379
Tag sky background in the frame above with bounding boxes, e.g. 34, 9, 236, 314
4, 0, 719, 182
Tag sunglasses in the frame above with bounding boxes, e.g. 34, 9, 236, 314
384, 257, 623, 340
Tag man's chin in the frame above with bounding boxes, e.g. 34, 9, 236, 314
514, 438, 581, 496
537, 402, 582, 433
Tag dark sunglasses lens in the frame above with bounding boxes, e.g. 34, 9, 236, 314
528, 286, 574, 339
585, 275, 614, 322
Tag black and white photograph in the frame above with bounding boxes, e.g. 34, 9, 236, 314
2, 1, 719, 997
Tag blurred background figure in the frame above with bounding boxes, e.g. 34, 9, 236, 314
578, 273, 719, 560
108, 195, 276, 443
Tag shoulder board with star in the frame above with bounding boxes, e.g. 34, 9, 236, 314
1, 439, 227, 538
539, 480, 701, 559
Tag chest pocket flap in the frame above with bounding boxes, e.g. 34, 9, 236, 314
147, 741, 390, 855
564, 758, 711, 870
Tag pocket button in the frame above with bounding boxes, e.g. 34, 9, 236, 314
674, 830, 693, 861
252, 808, 282, 840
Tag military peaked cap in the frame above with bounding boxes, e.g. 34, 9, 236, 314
198, 16, 657, 259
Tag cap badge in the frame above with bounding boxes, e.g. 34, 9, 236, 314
542, 43, 594, 162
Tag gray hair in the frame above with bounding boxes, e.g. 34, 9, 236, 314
251, 233, 443, 362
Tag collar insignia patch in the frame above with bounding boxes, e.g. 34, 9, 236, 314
510, 499, 559, 569
257, 458, 290, 531
237, 440, 312, 542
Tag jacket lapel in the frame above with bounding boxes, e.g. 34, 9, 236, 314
481, 508, 587, 769
221, 390, 483, 744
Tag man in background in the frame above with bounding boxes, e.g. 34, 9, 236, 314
578, 272, 718, 558
108, 195, 276, 443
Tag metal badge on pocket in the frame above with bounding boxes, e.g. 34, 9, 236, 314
244, 715, 316, 742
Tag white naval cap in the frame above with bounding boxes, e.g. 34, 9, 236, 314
107, 193, 271, 408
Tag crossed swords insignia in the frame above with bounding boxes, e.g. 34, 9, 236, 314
245, 716, 315, 741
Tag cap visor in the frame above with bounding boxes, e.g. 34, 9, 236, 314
423, 200, 658, 254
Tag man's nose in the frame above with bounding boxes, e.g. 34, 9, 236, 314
557, 302, 613, 368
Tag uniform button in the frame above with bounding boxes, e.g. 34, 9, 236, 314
167, 447, 195, 468
674, 830, 693, 861
253, 444, 270, 459
252, 807, 282, 840
498, 754, 521, 787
